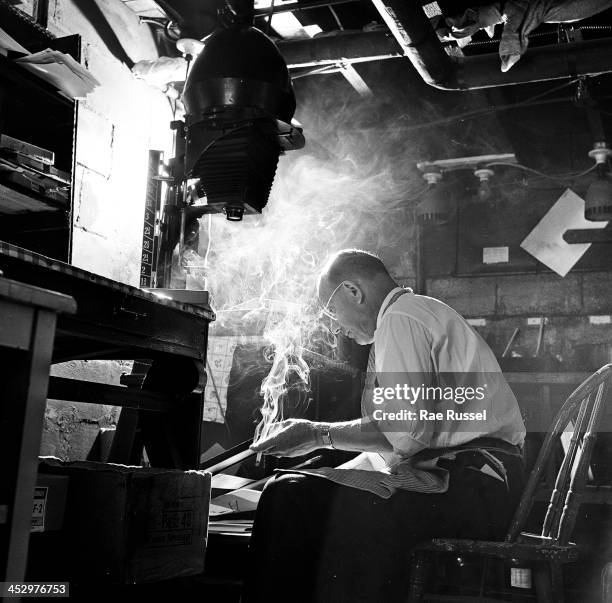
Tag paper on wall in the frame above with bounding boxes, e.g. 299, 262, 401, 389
204, 335, 263, 423
520, 188, 608, 277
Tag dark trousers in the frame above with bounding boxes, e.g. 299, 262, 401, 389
242, 451, 524, 603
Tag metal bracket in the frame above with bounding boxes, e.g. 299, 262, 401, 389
417, 153, 517, 173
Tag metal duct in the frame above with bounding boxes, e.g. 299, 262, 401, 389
451, 37, 612, 90
369, 0, 612, 89
369, 0, 454, 86
277, 31, 401, 69
277, 2, 612, 90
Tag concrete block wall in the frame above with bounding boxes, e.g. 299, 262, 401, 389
47, 0, 174, 286
35, 0, 174, 458
42, 361, 128, 460
426, 271, 612, 368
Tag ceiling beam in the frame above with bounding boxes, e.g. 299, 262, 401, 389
254, 0, 356, 17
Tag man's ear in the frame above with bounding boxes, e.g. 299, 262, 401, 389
343, 280, 364, 303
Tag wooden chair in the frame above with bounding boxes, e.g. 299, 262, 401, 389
408, 363, 612, 602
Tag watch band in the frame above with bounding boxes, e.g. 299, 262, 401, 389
320, 425, 334, 449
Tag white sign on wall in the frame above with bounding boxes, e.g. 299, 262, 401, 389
520, 188, 608, 277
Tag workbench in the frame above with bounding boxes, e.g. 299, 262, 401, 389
0, 240, 215, 466
0, 240, 216, 585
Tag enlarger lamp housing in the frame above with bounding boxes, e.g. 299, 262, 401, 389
182, 24, 304, 221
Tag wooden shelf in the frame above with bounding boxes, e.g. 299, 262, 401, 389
0, 33, 79, 260
0, 53, 74, 109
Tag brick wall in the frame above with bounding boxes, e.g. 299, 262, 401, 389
42, 361, 127, 460
47, 0, 174, 286
426, 271, 612, 368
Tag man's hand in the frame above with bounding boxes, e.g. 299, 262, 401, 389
250, 419, 323, 457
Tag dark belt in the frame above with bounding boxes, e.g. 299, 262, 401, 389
411, 436, 523, 464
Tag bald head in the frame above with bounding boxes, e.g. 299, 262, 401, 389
317, 249, 393, 299
317, 249, 398, 344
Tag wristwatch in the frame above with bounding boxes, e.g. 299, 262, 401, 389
320, 424, 334, 449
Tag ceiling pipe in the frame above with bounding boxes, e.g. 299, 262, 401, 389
277, 1, 612, 89
277, 30, 401, 69
369, 0, 454, 87
254, 0, 356, 17
453, 37, 612, 89
368, 0, 612, 90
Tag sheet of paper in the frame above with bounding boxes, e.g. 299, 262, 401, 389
209, 488, 261, 516
337, 451, 390, 472
520, 188, 608, 277
15, 49, 100, 99
208, 520, 253, 534
211, 474, 254, 490
204, 335, 263, 423
0, 26, 29, 55
483, 246, 509, 264
200, 442, 226, 465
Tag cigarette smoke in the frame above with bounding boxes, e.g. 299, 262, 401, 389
189, 66, 487, 443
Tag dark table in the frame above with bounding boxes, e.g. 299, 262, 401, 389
0, 240, 216, 469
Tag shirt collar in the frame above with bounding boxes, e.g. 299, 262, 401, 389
376, 286, 408, 330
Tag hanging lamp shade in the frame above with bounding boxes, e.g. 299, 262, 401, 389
416, 183, 452, 225
585, 172, 612, 222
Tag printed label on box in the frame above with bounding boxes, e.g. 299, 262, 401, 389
31, 486, 48, 532
160, 509, 193, 531
146, 531, 194, 548
146, 508, 196, 548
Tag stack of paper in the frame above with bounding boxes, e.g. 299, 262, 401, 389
15, 49, 100, 99
0, 26, 99, 100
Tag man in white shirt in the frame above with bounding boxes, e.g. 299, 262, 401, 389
243, 249, 526, 602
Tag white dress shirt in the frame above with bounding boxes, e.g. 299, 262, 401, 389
367, 287, 526, 458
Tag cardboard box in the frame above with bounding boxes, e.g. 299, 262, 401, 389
37, 458, 211, 584
31, 473, 68, 532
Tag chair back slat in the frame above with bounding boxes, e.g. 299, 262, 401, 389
506, 396, 581, 542
542, 394, 592, 539
557, 380, 608, 544
506, 364, 612, 544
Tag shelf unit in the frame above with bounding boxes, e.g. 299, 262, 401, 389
0, 1, 80, 262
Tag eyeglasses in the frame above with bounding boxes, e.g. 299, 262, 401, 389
320, 280, 346, 321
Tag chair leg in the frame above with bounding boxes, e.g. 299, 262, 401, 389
533, 562, 564, 603
408, 550, 431, 602
602, 562, 612, 603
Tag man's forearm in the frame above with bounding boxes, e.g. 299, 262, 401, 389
319, 419, 394, 453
